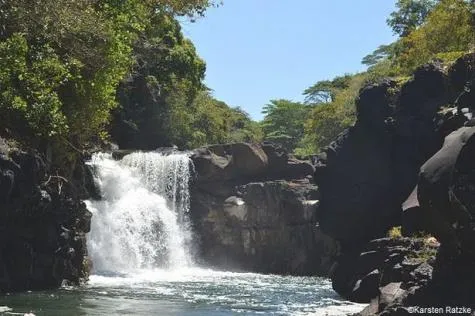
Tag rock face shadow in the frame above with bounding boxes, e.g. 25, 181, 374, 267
314, 53, 475, 314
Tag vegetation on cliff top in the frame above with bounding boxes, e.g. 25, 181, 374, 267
0, 0, 259, 170
0, 0, 473, 170
262, 0, 474, 155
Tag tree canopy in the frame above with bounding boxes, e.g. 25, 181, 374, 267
1, 0, 472, 167
387, 0, 438, 36
0, 0, 264, 169
395, 0, 474, 72
274, 0, 474, 157
303, 75, 352, 104
261, 100, 311, 153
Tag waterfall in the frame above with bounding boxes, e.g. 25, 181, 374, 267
85, 152, 193, 273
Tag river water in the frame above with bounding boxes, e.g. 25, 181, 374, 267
0, 152, 365, 316
0, 268, 364, 316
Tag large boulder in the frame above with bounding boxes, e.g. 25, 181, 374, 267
451, 125, 475, 223
448, 52, 474, 95
355, 79, 395, 129
191, 142, 314, 184
450, 53, 474, 112
316, 79, 400, 248
331, 237, 438, 304
191, 143, 269, 182
316, 126, 396, 248
398, 62, 448, 117
417, 126, 475, 252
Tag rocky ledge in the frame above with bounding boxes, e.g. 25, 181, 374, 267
315, 53, 475, 314
0, 139, 92, 292
190, 142, 337, 275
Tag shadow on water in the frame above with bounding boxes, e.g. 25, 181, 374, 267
0, 287, 223, 316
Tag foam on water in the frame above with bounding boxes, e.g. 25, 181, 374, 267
85, 267, 366, 315
77, 151, 367, 315
85, 152, 193, 272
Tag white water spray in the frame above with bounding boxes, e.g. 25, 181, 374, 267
85, 152, 193, 273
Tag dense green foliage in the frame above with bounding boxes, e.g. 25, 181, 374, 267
394, 0, 474, 72
0, 0, 262, 170
303, 75, 352, 104
261, 100, 311, 153
297, 75, 366, 156
166, 90, 263, 149
1, 0, 472, 165
260, 0, 474, 156
364, 0, 473, 75
387, 0, 437, 36
111, 12, 262, 150
0, 0, 139, 143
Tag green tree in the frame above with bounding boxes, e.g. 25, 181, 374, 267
226, 107, 264, 143
298, 0, 473, 156
361, 43, 397, 67
166, 90, 262, 148
297, 74, 366, 155
0, 0, 216, 160
303, 75, 352, 104
387, 0, 438, 36
261, 99, 311, 152
396, 0, 474, 72
111, 13, 206, 149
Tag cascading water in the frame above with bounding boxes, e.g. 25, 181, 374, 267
3, 151, 367, 316
85, 152, 193, 273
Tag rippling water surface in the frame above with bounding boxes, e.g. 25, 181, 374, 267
0, 153, 366, 315
0, 268, 365, 316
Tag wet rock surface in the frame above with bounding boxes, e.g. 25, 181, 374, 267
0, 141, 92, 292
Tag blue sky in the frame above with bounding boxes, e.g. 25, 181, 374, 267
181, 1, 397, 121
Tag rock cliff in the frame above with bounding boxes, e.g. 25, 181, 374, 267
0, 139, 92, 292
314, 53, 475, 314
190, 142, 337, 275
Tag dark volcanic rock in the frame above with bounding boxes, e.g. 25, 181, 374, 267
356, 79, 395, 129
351, 269, 381, 303
316, 58, 472, 251
316, 79, 400, 249
317, 125, 396, 248
450, 53, 474, 113
448, 52, 474, 94
191, 142, 314, 183
417, 126, 475, 251
349, 125, 475, 314
398, 62, 448, 117
331, 237, 437, 304
0, 142, 92, 292
326, 55, 475, 315
192, 143, 269, 182
190, 143, 336, 275
401, 186, 422, 236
